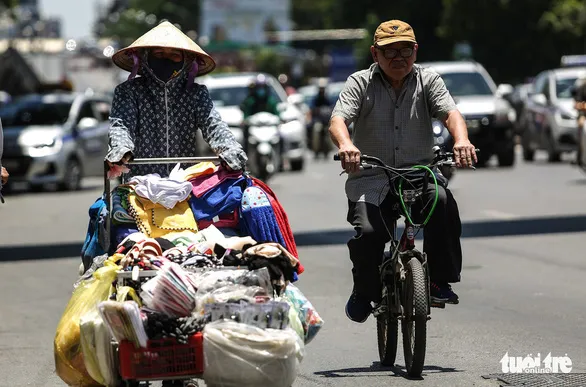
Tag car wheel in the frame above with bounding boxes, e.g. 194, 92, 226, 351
59, 158, 82, 191
498, 146, 515, 167
523, 147, 535, 161
30, 183, 45, 192
290, 158, 304, 171
547, 132, 561, 162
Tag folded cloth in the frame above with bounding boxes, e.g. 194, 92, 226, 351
239, 186, 287, 248
197, 209, 239, 230
181, 162, 218, 181
189, 176, 245, 221
250, 177, 303, 274
127, 193, 198, 238
112, 191, 135, 224
130, 174, 193, 210
190, 168, 244, 198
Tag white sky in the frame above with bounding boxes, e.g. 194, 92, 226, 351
38, 0, 105, 40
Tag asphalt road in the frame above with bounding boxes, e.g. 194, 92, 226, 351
1, 149, 585, 387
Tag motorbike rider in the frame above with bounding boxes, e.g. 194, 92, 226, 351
310, 80, 333, 157
240, 74, 280, 154
329, 19, 477, 323
572, 76, 586, 166
105, 21, 247, 178
0, 119, 7, 202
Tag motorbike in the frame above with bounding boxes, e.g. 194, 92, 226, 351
311, 105, 334, 159
579, 118, 586, 173
243, 112, 282, 182
432, 120, 455, 181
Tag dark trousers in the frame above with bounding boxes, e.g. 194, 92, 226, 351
346, 184, 462, 302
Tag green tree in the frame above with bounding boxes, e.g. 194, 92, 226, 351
540, 0, 586, 53
96, 0, 201, 46
437, 0, 585, 84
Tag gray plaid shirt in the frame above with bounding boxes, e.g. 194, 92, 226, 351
332, 63, 457, 205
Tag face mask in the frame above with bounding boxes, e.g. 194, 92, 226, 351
256, 88, 267, 98
147, 56, 184, 82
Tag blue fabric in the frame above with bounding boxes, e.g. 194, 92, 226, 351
113, 225, 140, 246
239, 186, 286, 246
189, 176, 245, 221
81, 197, 108, 266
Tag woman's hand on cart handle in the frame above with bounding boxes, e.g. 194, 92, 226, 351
106, 152, 132, 179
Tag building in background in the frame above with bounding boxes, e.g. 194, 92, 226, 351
199, 0, 292, 50
0, 0, 62, 39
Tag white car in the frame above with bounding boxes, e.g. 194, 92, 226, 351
198, 72, 307, 171
522, 66, 586, 162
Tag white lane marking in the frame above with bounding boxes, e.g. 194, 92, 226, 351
482, 209, 519, 220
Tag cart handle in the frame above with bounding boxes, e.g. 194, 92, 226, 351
103, 156, 220, 253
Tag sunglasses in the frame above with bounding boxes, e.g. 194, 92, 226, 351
378, 46, 414, 60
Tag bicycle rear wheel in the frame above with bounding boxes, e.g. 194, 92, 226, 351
376, 289, 398, 366
401, 257, 428, 377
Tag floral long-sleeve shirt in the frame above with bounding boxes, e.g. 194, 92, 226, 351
106, 63, 247, 177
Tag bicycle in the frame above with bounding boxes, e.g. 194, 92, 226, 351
334, 145, 478, 377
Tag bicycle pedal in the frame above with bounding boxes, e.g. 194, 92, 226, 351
431, 301, 446, 309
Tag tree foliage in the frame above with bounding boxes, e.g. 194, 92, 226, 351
94, 0, 586, 83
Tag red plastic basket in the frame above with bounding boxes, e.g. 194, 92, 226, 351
118, 333, 204, 380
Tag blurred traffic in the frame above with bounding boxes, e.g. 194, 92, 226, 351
1, 1, 586, 386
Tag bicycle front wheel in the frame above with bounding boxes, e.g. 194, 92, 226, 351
401, 257, 428, 377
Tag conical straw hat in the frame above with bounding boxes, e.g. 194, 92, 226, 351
112, 21, 216, 76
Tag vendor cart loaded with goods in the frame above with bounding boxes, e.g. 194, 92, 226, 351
53, 156, 324, 387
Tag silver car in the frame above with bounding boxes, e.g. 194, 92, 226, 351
419, 61, 517, 167
522, 66, 586, 162
1, 91, 111, 191
199, 72, 308, 171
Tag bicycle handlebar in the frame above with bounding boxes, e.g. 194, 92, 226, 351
333, 146, 480, 170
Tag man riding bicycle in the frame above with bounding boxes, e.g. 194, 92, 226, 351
329, 20, 477, 323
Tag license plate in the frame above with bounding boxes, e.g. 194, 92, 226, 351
466, 119, 480, 129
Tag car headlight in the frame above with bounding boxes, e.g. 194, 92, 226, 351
555, 110, 578, 126
27, 137, 63, 157
558, 111, 577, 121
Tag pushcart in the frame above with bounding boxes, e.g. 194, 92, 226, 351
103, 156, 220, 387
103, 156, 221, 255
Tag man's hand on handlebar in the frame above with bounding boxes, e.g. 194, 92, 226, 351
336, 143, 361, 174
453, 140, 478, 168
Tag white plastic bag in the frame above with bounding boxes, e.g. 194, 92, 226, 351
79, 310, 120, 387
203, 321, 304, 387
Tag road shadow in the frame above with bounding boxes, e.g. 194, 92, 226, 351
2, 183, 102, 197
294, 214, 586, 247
314, 361, 461, 380
2, 214, 586, 262
0, 242, 82, 261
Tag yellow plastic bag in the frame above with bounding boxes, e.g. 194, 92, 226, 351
54, 261, 119, 386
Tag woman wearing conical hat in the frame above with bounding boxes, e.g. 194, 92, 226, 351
105, 21, 247, 177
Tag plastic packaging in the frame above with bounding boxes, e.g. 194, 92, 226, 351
203, 321, 304, 387
192, 267, 272, 295
283, 284, 324, 344
195, 284, 265, 316
79, 310, 120, 387
54, 261, 119, 386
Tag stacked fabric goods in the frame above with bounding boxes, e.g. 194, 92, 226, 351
55, 162, 321, 387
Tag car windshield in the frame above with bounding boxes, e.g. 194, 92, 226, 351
556, 77, 578, 99
208, 85, 281, 107
440, 72, 494, 96
0, 98, 72, 127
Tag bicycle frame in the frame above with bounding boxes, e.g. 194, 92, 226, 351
379, 196, 432, 320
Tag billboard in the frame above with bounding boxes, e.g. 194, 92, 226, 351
200, 0, 291, 47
